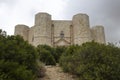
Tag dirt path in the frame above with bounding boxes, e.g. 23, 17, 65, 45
40, 65, 77, 80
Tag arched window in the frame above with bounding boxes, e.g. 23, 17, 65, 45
32, 36, 34, 42
60, 31, 64, 38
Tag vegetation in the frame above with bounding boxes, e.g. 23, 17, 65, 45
37, 45, 56, 65
54, 46, 66, 63
1, 29, 120, 80
59, 41, 120, 80
0, 30, 45, 80
36, 45, 66, 65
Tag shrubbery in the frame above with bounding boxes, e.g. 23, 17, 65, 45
0, 29, 65, 80
37, 45, 56, 65
54, 46, 66, 63
0, 33, 45, 80
36, 45, 66, 65
1, 29, 120, 80
59, 41, 120, 80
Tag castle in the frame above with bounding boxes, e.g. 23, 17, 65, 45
14, 12, 105, 47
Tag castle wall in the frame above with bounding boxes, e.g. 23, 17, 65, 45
14, 12, 106, 46
91, 25, 105, 44
33, 13, 52, 46
14, 24, 29, 41
72, 14, 93, 45
28, 26, 34, 44
52, 20, 72, 45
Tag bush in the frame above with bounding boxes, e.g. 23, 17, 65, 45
59, 45, 79, 72
60, 41, 120, 80
0, 60, 35, 80
37, 45, 56, 65
54, 46, 67, 63
36, 45, 67, 65
0, 35, 45, 80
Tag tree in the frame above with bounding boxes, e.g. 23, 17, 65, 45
0, 29, 7, 37
60, 41, 120, 80
54, 46, 66, 63
37, 45, 56, 65
0, 35, 39, 80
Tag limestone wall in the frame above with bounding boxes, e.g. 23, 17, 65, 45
52, 20, 72, 44
91, 25, 105, 44
28, 26, 34, 44
14, 12, 106, 46
72, 13, 93, 45
14, 24, 29, 41
33, 13, 52, 46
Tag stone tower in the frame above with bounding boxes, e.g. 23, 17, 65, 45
91, 25, 105, 44
72, 14, 93, 45
33, 13, 52, 46
14, 24, 29, 41
14, 12, 106, 47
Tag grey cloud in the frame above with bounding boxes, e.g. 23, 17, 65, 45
65, 0, 120, 21
101, 0, 120, 42
101, 0, 120, 22
64, 0, 120, 43
0, 0, 120, 43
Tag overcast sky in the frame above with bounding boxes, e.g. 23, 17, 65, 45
0, 0, 120, 44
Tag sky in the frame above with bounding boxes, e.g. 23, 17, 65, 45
0, 0, 120, 44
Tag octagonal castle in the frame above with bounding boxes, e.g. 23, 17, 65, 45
14, 12, 105, 47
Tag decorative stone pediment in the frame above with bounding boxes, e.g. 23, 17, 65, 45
55, 38, 70, 46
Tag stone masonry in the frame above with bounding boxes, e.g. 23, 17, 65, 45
14, 12, 105, 47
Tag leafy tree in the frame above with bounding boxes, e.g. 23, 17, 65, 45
37, 45, 56, 65
0, 29, 7, 37
54, 46, 66, 63
59, 45, 79, 72
0, 34, 43, 80
36, 45, 67, 65
0, 60, 35, 80
60, 41, 120, 80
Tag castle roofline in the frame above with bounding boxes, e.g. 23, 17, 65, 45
35, 12, 51, 16
73, 13, 88, 17
52, 20, 72, 22
15, 24, 29, 28
15, 24, 28, 27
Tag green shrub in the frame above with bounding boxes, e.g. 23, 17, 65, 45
54, 46, 66, 63
60, 41, 120, 80
0, 35, 45, 80
59, 45, 79, 72
37, 45, 56, 65
0, 60, 35, 80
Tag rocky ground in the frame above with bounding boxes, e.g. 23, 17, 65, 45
39, 65, 78, 80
